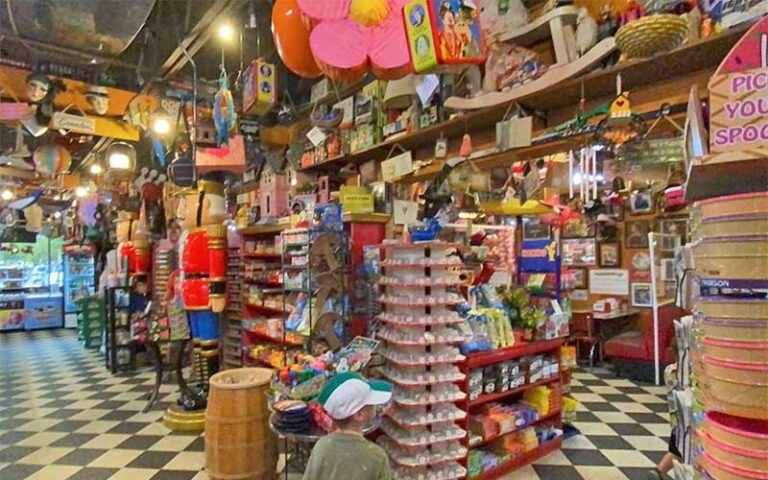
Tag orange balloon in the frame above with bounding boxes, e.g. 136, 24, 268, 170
272, 0, 322, 78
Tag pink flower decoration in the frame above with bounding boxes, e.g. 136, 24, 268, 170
298, 0, 412, 83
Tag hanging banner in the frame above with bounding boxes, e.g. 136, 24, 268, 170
51, 112, 139, 141
518, 239, 559, 273
708, 16, 768, 154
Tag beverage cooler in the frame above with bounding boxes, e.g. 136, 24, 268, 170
63, 245, 96, 327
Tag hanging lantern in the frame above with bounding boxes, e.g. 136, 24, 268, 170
107, 142, 137, 171
33, 144, 71, 177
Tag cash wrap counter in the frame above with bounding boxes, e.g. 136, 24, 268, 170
0, 293, 64, 331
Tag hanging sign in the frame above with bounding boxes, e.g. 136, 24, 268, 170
518, 239, 559, 273
708, 17, 768, 154
381, 150, 413, 181
51, 111, 139, 141
589, 269, 630, 295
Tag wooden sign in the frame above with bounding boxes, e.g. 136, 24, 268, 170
708, 17, 768, 155
51, 112, 139, 141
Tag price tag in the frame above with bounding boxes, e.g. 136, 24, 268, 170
306, 126, 327, 147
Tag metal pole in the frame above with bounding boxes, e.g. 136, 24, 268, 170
179, 43, 198, 185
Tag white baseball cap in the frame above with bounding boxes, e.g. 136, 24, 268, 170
317, 372, 393, 420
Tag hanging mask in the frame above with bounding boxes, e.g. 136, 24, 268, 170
85, 85, 110, 115
26, 73, 51, 103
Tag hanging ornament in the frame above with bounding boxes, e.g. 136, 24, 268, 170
85, 85, 110, 115
214, 72, 235, 146
33, 144, 71, 177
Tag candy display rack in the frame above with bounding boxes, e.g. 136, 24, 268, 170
374, 242, 469, 480
223, 240, 244, 369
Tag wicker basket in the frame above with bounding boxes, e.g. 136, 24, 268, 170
616, 14, 688, 58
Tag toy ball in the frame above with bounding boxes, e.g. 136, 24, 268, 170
272, 0, 322, 78
33, 144, 71, 177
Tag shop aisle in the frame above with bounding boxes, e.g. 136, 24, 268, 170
0, 331, 670, 480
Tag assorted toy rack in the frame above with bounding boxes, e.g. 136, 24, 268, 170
151, 240, 174, 323
238, 226, 291, 369
375, 242, 469, 480
461, 339, 564, 479
76, 295, 104, 349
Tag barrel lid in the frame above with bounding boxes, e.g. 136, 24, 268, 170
210, 368, 273, 389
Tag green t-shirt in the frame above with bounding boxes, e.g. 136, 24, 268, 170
302, 432, 392, 480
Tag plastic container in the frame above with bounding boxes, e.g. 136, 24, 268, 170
700, 317, 768, 343
703, 411, 768, 453
700, 452, 768, 480
693, 192, 768, 220
701, 337, 768, 364
695, 297, 768, 321
692, 235, 768, 280
700, 430, 768, 474
698, 355, 768, 420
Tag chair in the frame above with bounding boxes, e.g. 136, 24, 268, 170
568, 312, 601, 370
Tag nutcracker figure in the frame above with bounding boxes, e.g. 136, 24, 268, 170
175, 180, 227, 410
115, 211, 151, 293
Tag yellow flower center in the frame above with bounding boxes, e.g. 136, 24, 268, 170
349, 0, 390, 27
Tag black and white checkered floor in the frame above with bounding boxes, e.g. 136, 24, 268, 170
0, 330, 671, 480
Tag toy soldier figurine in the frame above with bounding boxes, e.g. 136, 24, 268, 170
115, 211, 151, 293
174, 180, 227, 410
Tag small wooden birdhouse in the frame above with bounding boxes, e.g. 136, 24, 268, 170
608, 92, 632, 125
259, 164, 289, 219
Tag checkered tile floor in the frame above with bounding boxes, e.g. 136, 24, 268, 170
0, 330, 671, 480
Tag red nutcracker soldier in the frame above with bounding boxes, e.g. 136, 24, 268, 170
175, 180, 227, 410
115, 211, 151, 293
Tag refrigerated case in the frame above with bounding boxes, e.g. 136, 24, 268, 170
0, 234, 64, 331
63, 245, 96, 327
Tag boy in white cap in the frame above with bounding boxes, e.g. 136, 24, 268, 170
302, 372, 393, 480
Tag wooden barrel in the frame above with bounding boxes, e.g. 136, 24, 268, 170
205, 368, 277, 480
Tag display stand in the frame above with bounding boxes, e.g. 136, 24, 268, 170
63, 244, 95, 327
223, 241, 244, 369
461, 339, 564, 479
76, 295, 104, 349
375, 242, 468, 480
106, 286, 136, 374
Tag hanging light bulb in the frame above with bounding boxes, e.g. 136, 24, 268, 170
1, 190, 13, 201
75, 186, 89, 198
89, 163, 103, 175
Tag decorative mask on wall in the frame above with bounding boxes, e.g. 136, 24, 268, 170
85, 85, 110, 115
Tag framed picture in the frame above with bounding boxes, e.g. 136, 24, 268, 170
631, 282, 654, 307
625, 220, 651, 249
661, 235, 681, 252
630, 190, 655, 215
660, 258, 675, 281
561, 216, 595, 238
658, 217, 688, 246
522, 217, 551, 241
561, 238, 597, 266
569, 268, 588, 289
599, 242, 621, 267
608, 200, 625, 222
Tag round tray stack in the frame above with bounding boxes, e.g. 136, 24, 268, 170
375, 242, 469, 480
690, 192, 768, 479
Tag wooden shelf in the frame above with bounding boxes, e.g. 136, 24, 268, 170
343, 213, 392, 224
297, 26, 747, 174
499, 6, 578, 46
238, 223, 290, 236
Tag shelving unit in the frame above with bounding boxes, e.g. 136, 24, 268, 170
223, 242, 243, 369
375, 242, 468, 480
461, 338, 564, 479
151, 240, 174, 318
63, 245, 95, 323
238, 225, 290, 368
76, 295, 105, 349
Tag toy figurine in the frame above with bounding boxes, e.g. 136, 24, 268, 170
576, 7, 598, 57
175, 180, 228, 410
597, 2, 619, 40
115, 211, 151, 293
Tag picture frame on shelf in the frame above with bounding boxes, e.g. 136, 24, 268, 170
625, 220, 651, 249
561, 238, 597, 266
522, 217, 551, 241
631, 282, 654, 307
599, 242, 621, 267
658, 217, 688, 247
630, 190, 655, 215
569, 268, 588, 289
561, 216, 595, 239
